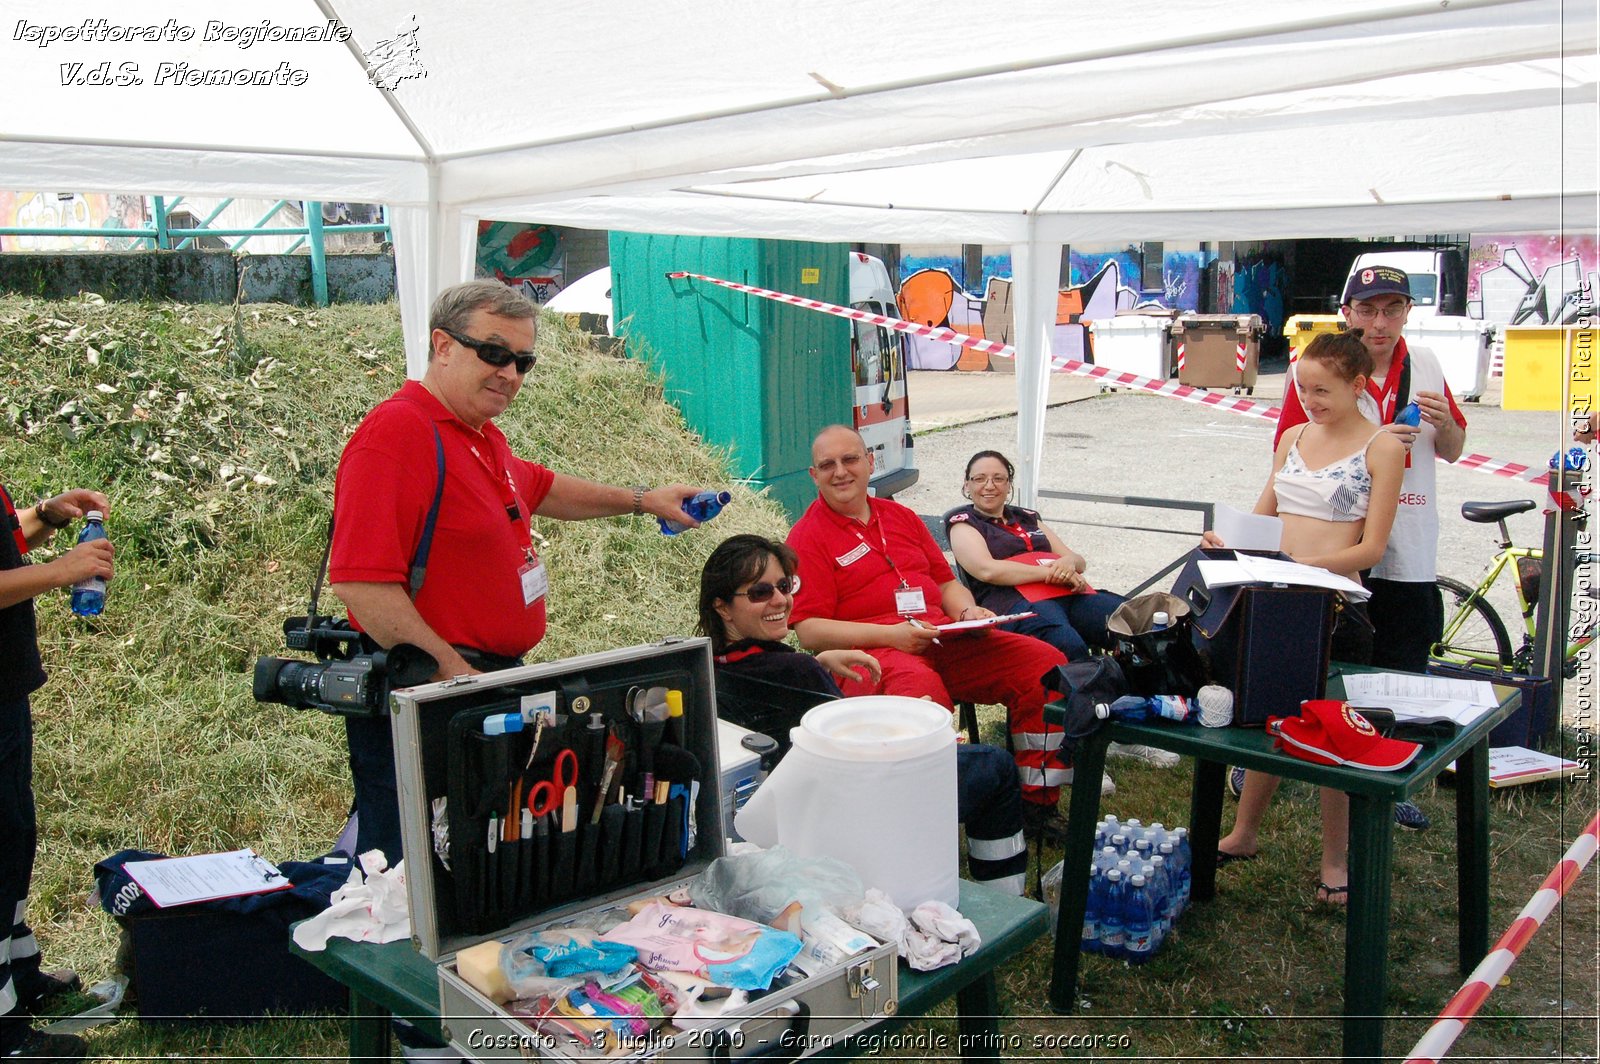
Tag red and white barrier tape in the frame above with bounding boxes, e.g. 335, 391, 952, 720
665, 271, 1553, 488
1403, 811, 1600, 1064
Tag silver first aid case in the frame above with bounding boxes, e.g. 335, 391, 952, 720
390, 639, 898, 1062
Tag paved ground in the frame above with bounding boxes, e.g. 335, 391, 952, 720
898, 359, 1590, 721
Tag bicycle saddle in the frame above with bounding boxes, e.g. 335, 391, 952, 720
1460, 499, 1536, 523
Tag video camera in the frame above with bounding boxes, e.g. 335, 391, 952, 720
253, 615, 437, 717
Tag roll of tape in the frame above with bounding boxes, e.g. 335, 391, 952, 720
1198, 684, 1234, 728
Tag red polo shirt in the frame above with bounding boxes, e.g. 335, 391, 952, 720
787, 495, 955, 628
330, 380, 555, 658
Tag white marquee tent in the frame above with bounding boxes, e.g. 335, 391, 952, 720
3, 0, 1596, 501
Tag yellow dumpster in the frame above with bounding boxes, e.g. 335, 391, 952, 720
1283, 315, 1345, 362
1501, 325, 1599, 413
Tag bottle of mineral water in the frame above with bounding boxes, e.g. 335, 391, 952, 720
1096, 869, 1126, 959
70, 511, 108, 617
1123, 874, 1156, 964
658, 490, 732, 535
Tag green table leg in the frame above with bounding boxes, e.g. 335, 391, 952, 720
955, 973, 1001, 1062
1455, 739, 1491, 973
1343, 792, 1395, 1064
1048, 728, 1110, 1012
1189, 758, 1226, 904
349, 989, 391, 1061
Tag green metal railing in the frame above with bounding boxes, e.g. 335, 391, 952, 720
0, 196, 391, 306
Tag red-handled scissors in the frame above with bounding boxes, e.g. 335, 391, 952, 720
526, 748, 578, 818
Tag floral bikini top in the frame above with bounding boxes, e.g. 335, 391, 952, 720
1273, 426, 1386, 523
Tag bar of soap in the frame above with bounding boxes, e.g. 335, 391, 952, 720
456, 941, 512, 1004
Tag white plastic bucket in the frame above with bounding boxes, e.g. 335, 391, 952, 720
734, 696, 958, 911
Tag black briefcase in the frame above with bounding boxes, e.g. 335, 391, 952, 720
1172, 548, 1338, 726
1426, 660, 1556, 749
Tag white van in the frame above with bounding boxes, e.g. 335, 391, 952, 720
848, 252, 917, 497
1344, 249, 1468, 318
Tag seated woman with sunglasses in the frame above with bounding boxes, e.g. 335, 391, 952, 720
699, 535, 1030, 889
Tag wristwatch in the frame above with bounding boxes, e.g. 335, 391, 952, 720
35, 497, 71, 528
631, 485, 648, 516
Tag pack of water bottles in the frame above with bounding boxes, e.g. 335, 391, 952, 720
1044, 815, 1192, 964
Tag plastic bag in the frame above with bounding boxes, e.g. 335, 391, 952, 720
501, 928, 637, 1001
1041, 859, 1064, 923
598, 903, 802, 991
687, 845, 864, 926
1108, 592, 1207, 698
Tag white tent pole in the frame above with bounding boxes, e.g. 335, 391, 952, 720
1010, 235, 1064, 509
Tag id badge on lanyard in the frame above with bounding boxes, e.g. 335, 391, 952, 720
519, 553, 548, 606
894, 583, 927, 616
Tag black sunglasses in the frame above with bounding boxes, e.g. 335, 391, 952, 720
442, 327, 537, 374
732, 575, 801, 603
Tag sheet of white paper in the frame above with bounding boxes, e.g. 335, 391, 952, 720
1195, 559, 1254, 588
1232, 554, 1371, 599
123, 848, 289, 908
1341, 671, 1498, 707
1213, 504, 1283, 552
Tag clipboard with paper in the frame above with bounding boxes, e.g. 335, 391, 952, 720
122, 848, 291, 908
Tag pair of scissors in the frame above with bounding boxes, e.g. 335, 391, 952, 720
526, 748, 578, 820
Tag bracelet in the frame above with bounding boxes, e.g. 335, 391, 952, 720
35, 497, 71, 529
631, 485, 647, 516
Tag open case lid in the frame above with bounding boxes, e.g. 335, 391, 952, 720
388, 638, 725, 961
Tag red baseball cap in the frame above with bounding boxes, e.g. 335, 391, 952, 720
1268, 700, 1421, 772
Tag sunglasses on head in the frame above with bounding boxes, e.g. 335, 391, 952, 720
732, 575, 801, 603
442, 327, 537, 374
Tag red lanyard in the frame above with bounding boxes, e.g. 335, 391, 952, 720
848, 507, 908, 587
465, 437, 534, 556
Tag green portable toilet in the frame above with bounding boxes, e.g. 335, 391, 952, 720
608, 233, 851, 519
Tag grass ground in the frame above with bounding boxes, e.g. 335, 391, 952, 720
3, 295, 1595, 1061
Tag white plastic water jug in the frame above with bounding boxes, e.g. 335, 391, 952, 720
734, 696, 958, 910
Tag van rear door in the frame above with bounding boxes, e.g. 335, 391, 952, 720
849, 252, 918, 497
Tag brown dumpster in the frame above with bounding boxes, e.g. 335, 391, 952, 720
1171, 313, 1265, 392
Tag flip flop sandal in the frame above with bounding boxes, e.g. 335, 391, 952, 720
1316, 882, 1350, 907
1216, 849, 1258, 868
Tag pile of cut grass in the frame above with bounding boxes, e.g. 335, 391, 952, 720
0, 295, 787, 1060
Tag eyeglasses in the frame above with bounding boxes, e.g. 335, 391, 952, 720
732, 575, 801, 603
814, 453, 866, 474
1347, 304, 1408, 322
442, 327, 538, 374
966, 474, 1011, 486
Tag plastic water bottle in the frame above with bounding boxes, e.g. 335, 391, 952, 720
1171, 828, 1193, 912
1096, 869, 1126, 958
1103, 695, 1194, 723
70, 511, 108, 617
658, 490, 732, 535
1150, 610, 1170, 632
1080, 868, 1101, 954
1158, 841, 1184, 917
1123, 874, 1156, 964
1148, 853, 1174, 945
1109, 832, 1128, 856
1145, 822, 1170, 854
1131, 837, 1152, 866
1395, 401, 1422, 427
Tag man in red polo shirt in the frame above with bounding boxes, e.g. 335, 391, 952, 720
330, 280, 706, 864
786, 425, 1071, 834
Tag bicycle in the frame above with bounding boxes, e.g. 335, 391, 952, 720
1432, 499, 1597, 678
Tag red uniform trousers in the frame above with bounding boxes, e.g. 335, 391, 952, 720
835, 629, 1068, 805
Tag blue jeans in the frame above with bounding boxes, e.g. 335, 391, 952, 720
1000, 590, 1125, 662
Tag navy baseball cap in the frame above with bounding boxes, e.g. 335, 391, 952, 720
1342, 265, 1412, 305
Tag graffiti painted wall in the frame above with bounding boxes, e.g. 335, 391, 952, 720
1068, 247, 1210, 312
476, 221, 567, 302
1468, 233, 1599, 325
0, 192, 144, 251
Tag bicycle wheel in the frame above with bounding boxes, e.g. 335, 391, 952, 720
1432, 575, 1514, 668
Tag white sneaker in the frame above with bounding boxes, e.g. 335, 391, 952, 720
1062, 769, 1118, 796
1108, 742, 1181, 768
